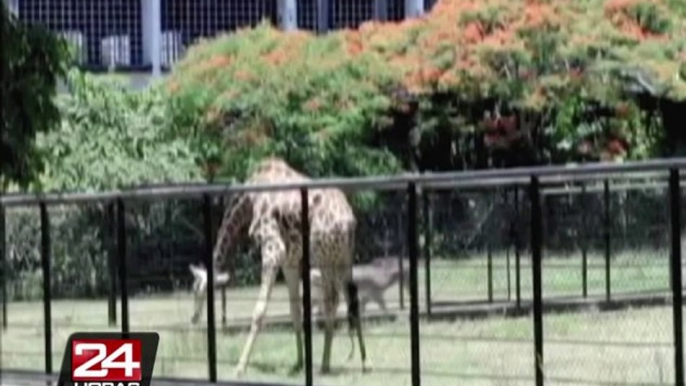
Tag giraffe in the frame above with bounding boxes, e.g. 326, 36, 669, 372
190, 157, 368, 376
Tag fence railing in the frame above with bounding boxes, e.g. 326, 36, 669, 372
2, 157, 686, 386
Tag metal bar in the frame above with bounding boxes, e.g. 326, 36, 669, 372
4, 158, 686, 207
542, 179, 671, 196
107, 202, 117, 327
604, 180, 611, 302
487, 187, 495, 303
407, 182, 421, 386
669, 168, 684, 386
514, 186, 521, 309
580, 184, 588, 299
39, 202, 52, 374
0, 204, 7, 329
422, 190, 432, 315
506, 248, 511, 301
487, 242, 493, 303
300, 188, 313, 386
398, 203, 405, 310
530, 177, 544, 386
117, 199, 129, 334
221, 289, 227, 327
203, 195, 218, 383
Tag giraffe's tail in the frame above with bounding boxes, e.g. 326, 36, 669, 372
345, 279, 368, 367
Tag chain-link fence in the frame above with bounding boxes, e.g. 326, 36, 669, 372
2, 160, 686, 386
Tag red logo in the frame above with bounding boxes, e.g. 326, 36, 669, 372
71, 339, 142, 382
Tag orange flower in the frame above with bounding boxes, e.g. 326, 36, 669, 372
208, 54, 231, 68
303, 98, 323, 112
463, 22, 485, 43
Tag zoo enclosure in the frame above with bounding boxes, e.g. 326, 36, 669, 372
2, 158, 686, 386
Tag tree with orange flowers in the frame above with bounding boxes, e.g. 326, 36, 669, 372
165, 0, 685, 178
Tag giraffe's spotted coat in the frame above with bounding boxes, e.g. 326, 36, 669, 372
190, 157, 368, 375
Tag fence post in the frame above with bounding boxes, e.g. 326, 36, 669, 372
39, 202, 52, 374
530, 177, 544, 386
487, 242, 493, 303
116, 198, 129, 335
514, 185, 521, 309
300, 188, 313, 386
603, 180, 611, 302
669, 168, 684, 386
407, 182, 421, 386
107, 202, 117, 327
505, 188, 511, 301
203, 194, 218, 383
580, 183, 588, 298
0, 204, 7, 329
398, 206, 405, 310
422, 190, 432, 315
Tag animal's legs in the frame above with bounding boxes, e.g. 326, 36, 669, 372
371, 289, 387, 314
234, 237, 283, 375
282, 265, 304, 374
320, 277, 339, 374
190, 266, 207, 324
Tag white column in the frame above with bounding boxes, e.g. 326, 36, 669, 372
6, 0, 18, 17
150, 0, 161, 76
317, 0, 328, 32
141, 0, 162, 76
374, 0, 388, 21
278, 0, 297, 31
405, 0, 423, 18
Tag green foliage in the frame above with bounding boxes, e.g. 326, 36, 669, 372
164, 0, 686, 176
4, 71, 208, 301
1, 4, 71, 190
32, 70, 204, 192
166, 25, 404, 181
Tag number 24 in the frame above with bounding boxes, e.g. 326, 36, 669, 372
74, 343, 140, 378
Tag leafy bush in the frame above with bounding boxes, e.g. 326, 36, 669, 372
33, 70, 204, 192
5, 71, 207, 301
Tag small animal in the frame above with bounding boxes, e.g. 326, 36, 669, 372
311, 256, 410, 317
189, 263, 230, 293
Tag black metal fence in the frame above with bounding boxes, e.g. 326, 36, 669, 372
2, 158, 686, 386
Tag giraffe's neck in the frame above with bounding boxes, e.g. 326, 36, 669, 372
212, 194, 252, 270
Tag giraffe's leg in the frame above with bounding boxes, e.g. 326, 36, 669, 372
282, 265, 304, 374
320, 276, 339, 374
234, 238, 283, 376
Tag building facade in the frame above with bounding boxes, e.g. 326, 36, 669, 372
6, 0, 437, 83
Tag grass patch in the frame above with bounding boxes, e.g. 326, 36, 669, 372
1, 250, 679, 385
